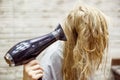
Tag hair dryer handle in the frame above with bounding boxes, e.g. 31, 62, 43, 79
38, 78, 42, 80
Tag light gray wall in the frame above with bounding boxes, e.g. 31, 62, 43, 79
0, 0, 119, 80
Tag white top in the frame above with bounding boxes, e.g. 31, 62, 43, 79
40, 41, 63, 80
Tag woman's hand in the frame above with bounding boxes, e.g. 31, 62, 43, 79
23, 60, 44, 80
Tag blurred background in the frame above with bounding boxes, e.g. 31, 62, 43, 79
0, 0, 120, 80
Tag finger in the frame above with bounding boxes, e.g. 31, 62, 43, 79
27, 69, 43, 80
31, 64, 44, 71
32, 73, 43, 80
34, 69, 44, 74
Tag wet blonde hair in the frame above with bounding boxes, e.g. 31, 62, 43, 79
62, 5, 108, 80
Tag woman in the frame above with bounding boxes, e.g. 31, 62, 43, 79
23, 4, 108, 80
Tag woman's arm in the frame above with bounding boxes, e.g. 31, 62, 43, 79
23, 60, 44, 80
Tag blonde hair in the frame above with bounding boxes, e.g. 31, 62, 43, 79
62, 5, 108, 80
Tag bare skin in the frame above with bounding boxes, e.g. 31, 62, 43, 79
23, 60, 44, 80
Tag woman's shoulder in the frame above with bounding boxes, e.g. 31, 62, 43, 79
39, 41, 64, 64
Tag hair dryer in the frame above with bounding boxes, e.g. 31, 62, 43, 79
4, 24, 67, 67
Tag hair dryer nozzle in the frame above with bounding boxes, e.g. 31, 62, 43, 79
52, 24, 67, 41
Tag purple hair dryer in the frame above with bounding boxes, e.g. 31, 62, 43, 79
4, 24, 67, 66
4, 24, 67, 80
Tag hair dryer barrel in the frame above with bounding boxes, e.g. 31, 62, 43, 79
4, 24, 67, 66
